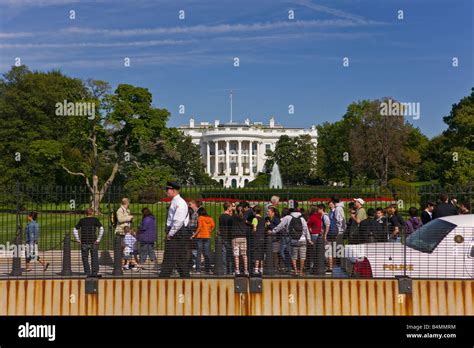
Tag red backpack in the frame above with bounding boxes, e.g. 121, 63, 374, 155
353, 257, 373, 278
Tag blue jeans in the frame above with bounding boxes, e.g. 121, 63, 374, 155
139, 242, 157, 264
279, 236, 292, 269
81, 243, 99, 276
196, 239, 211, 272
222, 240, 234, 275
309, 234, 320, 269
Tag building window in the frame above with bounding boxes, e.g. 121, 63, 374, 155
265, 144, 271, 155
231, 179, 237, 188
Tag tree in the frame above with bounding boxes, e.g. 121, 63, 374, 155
396, 124, 429, 182
0, 66, 89, 186
158, 128, 214, 185
348, 99, 421, 186
441, 147, 474, 186
61, 83, 170, 212
266, 134, 317, 185
437, 88, 474, 185
316, 120, 352, 185
416, 134, 446, 182
442, 88, 474, 150
0, 66, 213, 204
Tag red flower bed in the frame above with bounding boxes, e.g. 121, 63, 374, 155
159, 197, 394, 203
308, 197, 394, 202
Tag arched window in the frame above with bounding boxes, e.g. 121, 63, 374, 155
231, 179, 237, 188
244, 179, 249, 187
219, 179, 224, 187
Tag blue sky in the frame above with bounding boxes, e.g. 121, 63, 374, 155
0, 0, 472, 137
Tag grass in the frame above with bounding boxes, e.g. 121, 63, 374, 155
0, 197, 423, 252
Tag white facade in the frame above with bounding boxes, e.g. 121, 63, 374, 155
179, 117, 318, 188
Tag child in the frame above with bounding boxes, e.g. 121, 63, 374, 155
251, 206, 265, 275
123, 226, 140, 271
25, 211, 49, 272
191, 207, 215, 274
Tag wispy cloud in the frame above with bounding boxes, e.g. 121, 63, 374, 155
213, 31, 379, 43
0, 0, 111, 6
0, 39, 194, 49
0, 53, 256, 70
0, 31, 34, 39
0, 17, 386, 44
0, 1, 387, 70
290, 0, 367, 22
63, 19, 385, 37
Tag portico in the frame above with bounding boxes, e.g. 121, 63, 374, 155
204, 139, 261, 187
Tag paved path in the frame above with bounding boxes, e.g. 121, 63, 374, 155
0, 249, 166, 279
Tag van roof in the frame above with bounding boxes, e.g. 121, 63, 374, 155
440, 214, 474, 227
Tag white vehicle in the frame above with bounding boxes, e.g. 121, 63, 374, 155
345, 215, 474, 279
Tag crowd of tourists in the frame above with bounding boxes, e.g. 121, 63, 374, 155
25, 182, 471, 277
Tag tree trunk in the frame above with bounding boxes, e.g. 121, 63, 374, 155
90, 175, 103, 214
383, 154, 389, 187
62, 133, 126, 214
63, 163, 119, 215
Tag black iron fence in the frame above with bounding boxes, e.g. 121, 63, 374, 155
0, 183, 472, 279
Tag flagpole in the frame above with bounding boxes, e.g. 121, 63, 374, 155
230, 90, 233, 123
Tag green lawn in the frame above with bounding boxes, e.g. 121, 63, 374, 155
0, 198, 423, 252
0, 201, 227, 250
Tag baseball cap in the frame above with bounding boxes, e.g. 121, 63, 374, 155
165, 181, 181, 190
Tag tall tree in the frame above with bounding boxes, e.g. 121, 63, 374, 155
316, 120, 353, 185
442, 88, 474, 150
123, 127, 214, 190
0, 66, 88, 186
61, 83, 170, 211
438, 88, 474, 185
348, 99, 414, 186
266, 134, 317, 185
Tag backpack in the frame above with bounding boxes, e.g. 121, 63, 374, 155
328, 210, 338, 236
321, 213, 329, 232
288, 216, 304, 240
111, 206, 119, 229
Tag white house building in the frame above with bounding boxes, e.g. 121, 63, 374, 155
179, 117, 318, 188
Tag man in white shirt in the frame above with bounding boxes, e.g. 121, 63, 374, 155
159, 181, 190, 278
331, 196, 346, 235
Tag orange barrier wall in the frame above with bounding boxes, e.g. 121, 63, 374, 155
0, 279, 472, 316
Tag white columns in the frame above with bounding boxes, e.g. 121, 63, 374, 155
214, 141, 219, 176
247, 141, 251, 175
225, 140, 230, 175
255, 141, 259, 175
238, 140, 242, 175
206, 142, 211, 175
